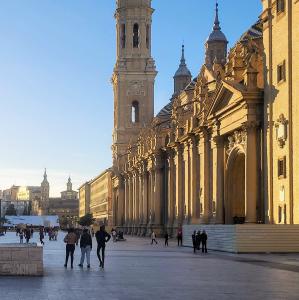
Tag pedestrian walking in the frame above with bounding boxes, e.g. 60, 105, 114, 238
164, 232, 169, 247
177, 227, 183, 246
25, 227, 31, 243
54, 228, 58, 241
192, 230, 197, 253
30, 226, 34, 238
63, 228, 77, 268
78, 229, 92, 268
91, 227, 95, 237
39, 227, 45, 245
151, 231, 158, 244
19, 230, 24, 244
95, 225, 111, 269
196, 230, 201, 250
201, 230, 208, 253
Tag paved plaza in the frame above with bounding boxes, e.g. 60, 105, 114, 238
1, 232, 299, 299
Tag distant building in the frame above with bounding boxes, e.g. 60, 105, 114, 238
78, 182, 90, 217
79, 169, 114, 227
48, 177, 79, 226
1, 171, 79, 224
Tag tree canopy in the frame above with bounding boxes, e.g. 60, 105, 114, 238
78, 213, 95, 227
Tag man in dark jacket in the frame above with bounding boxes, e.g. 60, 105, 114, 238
78, 229, 92, 268
192, 230, 197, 253
95, 225, 111, 269
196, 230, 201, 251
201, 230, 208, 253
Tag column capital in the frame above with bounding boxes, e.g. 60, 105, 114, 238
211, 135, 224, 149
242, 120, 260, 132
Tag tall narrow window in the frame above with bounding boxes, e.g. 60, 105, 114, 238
278, 156, 286, 179
132, 101, 139, 123
277, 0, 285, 14
133, 23, 139, 48
146, 24, 150, 49
277, 60, 286, 83
121, 24, 126, 48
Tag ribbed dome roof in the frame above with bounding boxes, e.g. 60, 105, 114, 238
174, 45, 192, 77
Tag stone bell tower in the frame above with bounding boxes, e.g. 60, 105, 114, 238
112, 0, 157, 169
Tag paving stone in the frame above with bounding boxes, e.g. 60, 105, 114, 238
1, 232, 299, 299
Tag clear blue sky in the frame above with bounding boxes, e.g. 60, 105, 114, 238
0, 0, 262, 196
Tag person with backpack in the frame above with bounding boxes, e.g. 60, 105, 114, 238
95, 225, 111, 269
78, 229, 92, 268
63, 228, 77, 268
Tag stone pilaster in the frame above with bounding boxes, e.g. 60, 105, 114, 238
152, 155, 163, 233
174, 144, 184, 228
244, 122, 259, 223
189, 137, 200, 224
198, 129, 211, 223
167, 149, 176, 234
142, 168, 149, 236
211, 135, 224, 224
183, 142, 190, 223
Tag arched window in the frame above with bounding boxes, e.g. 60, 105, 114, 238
132, 101, 139, 123
133, 23, 139, 48
121, 24, 126, 48
146, 24, 150, 49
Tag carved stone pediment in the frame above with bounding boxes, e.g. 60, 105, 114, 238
206, 82, 243, 119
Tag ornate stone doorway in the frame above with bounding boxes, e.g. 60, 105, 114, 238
225, 147, 246, 224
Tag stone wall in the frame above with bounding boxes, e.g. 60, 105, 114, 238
0, 244, 43, 276
183, 224, 299, 253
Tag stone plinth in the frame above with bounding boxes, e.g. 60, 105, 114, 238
183, 224, 299, 253
0, 243, 43, 276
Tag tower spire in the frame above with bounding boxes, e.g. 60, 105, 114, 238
180, 44, 186, 66
213, 1, 221, 31
173, 44, 192, 94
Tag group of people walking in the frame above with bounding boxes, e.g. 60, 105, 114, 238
192, 230, 208, 253
63, 225, 111, 269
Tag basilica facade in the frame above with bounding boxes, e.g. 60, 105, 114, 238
111, 0, 299, 235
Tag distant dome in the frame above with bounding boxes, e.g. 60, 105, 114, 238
207, 30, 227, 43
174, 45, 192, 78
206, 2, 228, 43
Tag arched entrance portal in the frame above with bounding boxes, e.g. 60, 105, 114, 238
225, 147, 245, 224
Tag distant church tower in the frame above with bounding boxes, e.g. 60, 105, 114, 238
40, 168, 50, 214
67, 176, 72, 191
112, 0, 157, 169
205, 1, 228, 67
173, 45, 192, 95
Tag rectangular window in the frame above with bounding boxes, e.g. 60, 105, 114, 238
121, 24, 126, 48
146, 25, 150, 49
278, 156, 286, 179
277, 0, 285, 14
277, 61, 286, 83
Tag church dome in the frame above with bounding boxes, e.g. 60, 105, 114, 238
206, 2, 228, 43
174, 45, 192, 78
207, 30, 227, 43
